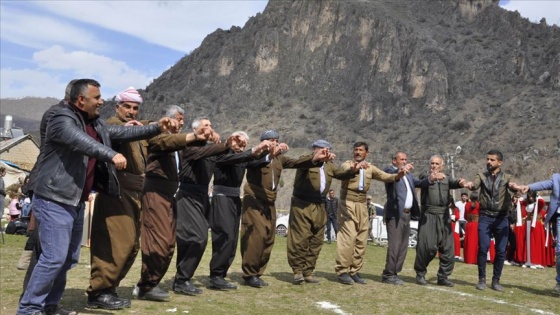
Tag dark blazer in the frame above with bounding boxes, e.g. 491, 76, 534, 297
383, 166, 427, 220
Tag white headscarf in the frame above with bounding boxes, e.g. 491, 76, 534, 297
115, 87, 143, 104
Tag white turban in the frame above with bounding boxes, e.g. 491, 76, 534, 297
115, 87, 143, 104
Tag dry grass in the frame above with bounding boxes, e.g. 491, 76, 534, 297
1, 233, 558, 315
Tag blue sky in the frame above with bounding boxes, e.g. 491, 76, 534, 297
1, 0, 558, 99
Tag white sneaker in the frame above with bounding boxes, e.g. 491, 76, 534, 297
504, 261, 512, 266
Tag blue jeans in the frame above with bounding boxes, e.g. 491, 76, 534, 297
477, 215, 509, 282
18, 197, 84, 314
555, 215, 560, 284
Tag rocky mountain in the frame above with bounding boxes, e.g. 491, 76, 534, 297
132, 0, 560, 208
3, 0, 560, 209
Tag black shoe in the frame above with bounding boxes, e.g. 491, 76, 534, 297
87, 293, 127, 310
257, 277, 269, 287
416, 276, 428, 285
437, 278, 454, 287
350, 273, 366, 284
552, 283, 560, 295
138, 286, 170, 301
382, 276, 404, 285
45, 305, 77, 315
173, 280, 203, 295
108, 289, 131, 308
476, 279, 486, 290
209, 276, 237, 290
244, 276, 264, 288
337, 273, 353, 285
491, 280, 503, 292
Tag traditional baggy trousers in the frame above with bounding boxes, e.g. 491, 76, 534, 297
137, 187, 176, 291
414, 211, 455, 279
209, 193, 242, 277
287, 196, 326, 276
174, 188, 210, 283
240, 194, 276, 278
87, 175, 143, 296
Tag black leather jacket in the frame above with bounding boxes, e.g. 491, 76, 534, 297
33, 104, 161, 206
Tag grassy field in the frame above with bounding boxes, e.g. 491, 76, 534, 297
1, 233, 558, 315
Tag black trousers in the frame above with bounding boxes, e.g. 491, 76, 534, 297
506, 226, 517, 262
209, 194, 242, 278
175, 190, 210, 283
382, 213, 411, 279
326, 214, 337, 241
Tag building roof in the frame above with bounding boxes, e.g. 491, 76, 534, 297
0, 134, 40, 172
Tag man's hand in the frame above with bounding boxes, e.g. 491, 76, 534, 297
208, 131, 221, 143
225, 135, 236, 147
271, 143, 289, 157
124, 120, 143, 126
157, 117, 179, 133
511, 183, 529, 193
112, 153, 127, 170
429, 171, 446, 182
311, 147, 329, 163
252, 140, 271, 156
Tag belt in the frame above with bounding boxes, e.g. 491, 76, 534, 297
403, 208, 411, 214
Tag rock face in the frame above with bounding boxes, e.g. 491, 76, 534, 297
100, 0, 560, 207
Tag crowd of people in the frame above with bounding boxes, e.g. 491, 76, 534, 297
8, 79, 560, 315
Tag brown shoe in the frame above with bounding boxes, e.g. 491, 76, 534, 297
304, 275, 320, 284
293, 273, 304, 284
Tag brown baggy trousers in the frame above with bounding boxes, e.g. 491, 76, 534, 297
286, 196, 326, 276
240, 194, 276, 278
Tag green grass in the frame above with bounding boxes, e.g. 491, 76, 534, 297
1, 233, 558, 315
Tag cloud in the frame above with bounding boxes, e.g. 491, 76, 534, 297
0, 4, 109, 52
1, 46, 152, 98
500, 0, 560, 25
0, 68, 66, 99
32, 1, 268, 53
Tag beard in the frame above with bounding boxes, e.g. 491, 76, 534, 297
486, 164, 497, 172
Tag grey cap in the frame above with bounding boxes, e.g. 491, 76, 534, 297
260, 129, 279, 141
312, 139, 331, 149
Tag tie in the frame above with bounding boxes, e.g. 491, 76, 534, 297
358, 169, 365, 191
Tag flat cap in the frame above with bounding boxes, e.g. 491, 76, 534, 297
312, 139, 331, 149
367, 195, 373, 200
260, 129, 280, 141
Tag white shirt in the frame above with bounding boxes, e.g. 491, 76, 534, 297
455, 200, 466, 221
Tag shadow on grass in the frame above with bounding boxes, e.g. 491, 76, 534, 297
506, 283, 559, 297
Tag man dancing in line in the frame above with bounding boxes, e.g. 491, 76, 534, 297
240, 130, 331, 288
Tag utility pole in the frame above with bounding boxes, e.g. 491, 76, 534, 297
447, 146, 461, 201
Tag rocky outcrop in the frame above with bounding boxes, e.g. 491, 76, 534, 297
111, 0, 560, 205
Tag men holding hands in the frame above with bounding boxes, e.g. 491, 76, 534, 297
22, 77, 557, 315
